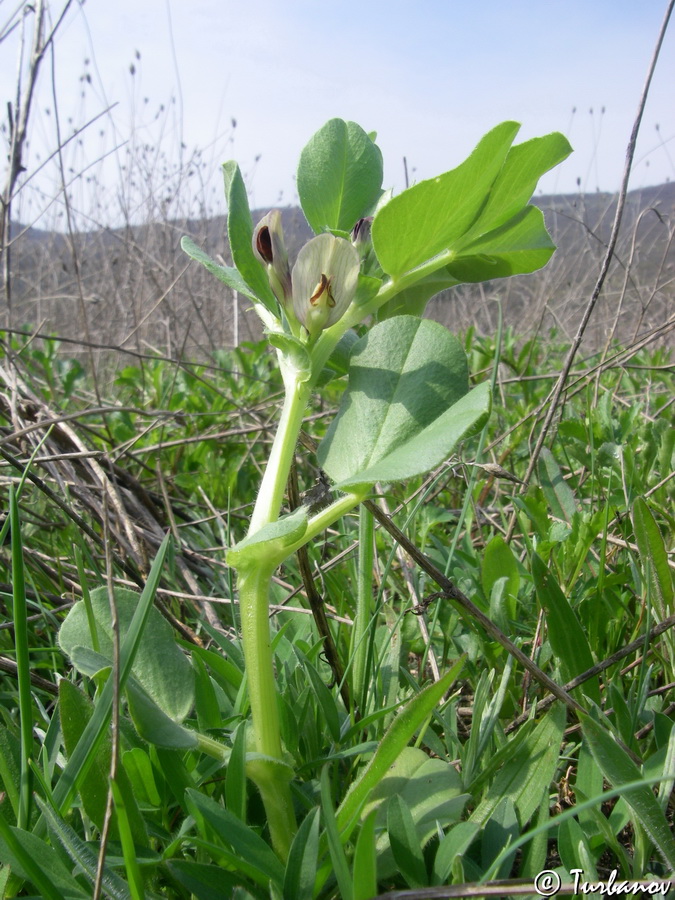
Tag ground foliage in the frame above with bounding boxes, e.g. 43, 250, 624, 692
0, 321, 672, 897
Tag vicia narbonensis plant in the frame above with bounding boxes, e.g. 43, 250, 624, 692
182, 119, 572, 858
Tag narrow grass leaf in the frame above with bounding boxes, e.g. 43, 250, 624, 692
470, 702, 564, 827
35, 795, 131, 900
557, 815, 598, 881
0, 727, 20, 823
302, 658, 341, 745
481, 797, 518, 878
352, 811, 378, 900
58, 680, 110, 831
538, 447, 577, 523
532, 553, 600, 705
580, 713, 675, 869
336, 660, 464, 840
192, 652, 221, 733
632, 497, 674, 620
320, 766, 353, 900
9, 486, 33, 830
0, 814, 81, 900
432, 821, 480, 885
225, 721, 247, 821
110, 779, 144, 900
165, 860, 249, 900
387, 794, 428, 888
283, 807, 320, 900
186, 788, 285, 889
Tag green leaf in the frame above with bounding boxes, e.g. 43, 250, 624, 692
359, 747, 468, 879
481, 797, 519, 879
444, 205, 555, 282
632, 497, 674, 621
222, 161, 277, 311
186, 789, 285, 889
165, 861, 246, 900
352, 811, 378, 900
432, 821, 480, 885
0, 726, 21, 824
283, 807, 320, 900
470, 703, 565, 827
0, 818, 84, 900
225, 722, 248, 821
336, 658, 465, 840
181, 236, 259, 303
482, 535, 520, 621
372, 122, 520, 277
538, 447, 578, 523
59, 681, 112, 832
36, 796, 132, 900
318, 317, 490, 489
532, 554, 601, 706
461, 131, 572, 240
580, 713, 675, 870
59, 585, 195, 723
297, 119, 383, 234
51, 537, 170, 819
321, 766, 354, 900
227, 505, 308, 565
387, 794, 428, 888
126, 680, 199, 749
122, 748, 161, 808
193, 652, 222, 733
302, 658, 341, 745
557, 815, 598, 881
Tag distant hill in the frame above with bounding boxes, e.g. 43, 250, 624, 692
4, 182, 674, 362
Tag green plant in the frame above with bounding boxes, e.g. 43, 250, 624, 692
179, 118, 572, 857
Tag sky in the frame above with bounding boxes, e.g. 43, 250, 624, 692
2, 0, 675, 228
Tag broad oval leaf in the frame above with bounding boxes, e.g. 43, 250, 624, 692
59, 586, 195, 723
297, 119, 383, 233
318, 317, 490, 488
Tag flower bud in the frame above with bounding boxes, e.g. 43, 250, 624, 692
291, 234, 360, 337
351, 216, 373, 250
252, 210, 292, 307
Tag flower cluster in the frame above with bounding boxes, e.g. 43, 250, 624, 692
252, 212, 368, 338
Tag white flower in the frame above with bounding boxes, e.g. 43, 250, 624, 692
291, 234, 360, 337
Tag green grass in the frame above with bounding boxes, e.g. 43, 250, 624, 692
0, 326, 673, 898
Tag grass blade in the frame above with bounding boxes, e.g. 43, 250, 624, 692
580, 713, 675, 869
9, 486, 33, 830
336, 659, 464, 840
283, 806, 320, 900
320, 766, 353, 900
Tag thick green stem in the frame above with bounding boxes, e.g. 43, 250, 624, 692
238, 562, 295, 859
248, 370, 311, 535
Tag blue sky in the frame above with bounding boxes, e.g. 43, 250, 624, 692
3, 0, 674, 224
